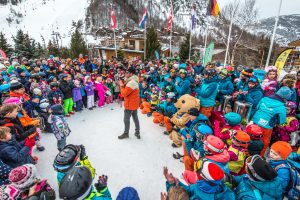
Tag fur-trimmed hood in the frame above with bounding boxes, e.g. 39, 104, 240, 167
125, 75, 139, 90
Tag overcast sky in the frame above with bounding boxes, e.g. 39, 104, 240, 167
218, 0, 300, 19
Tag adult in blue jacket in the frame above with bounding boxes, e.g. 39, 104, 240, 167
195, 69, 218, 118
233, 155, 283, 200
175, 69, 191, 97
237, 76, 263, 110
217, 69, 234, 103
164, 162, 235, 200
252, 86, 292, 156
194, 62, 204, 75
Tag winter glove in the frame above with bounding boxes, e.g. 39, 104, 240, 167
24, 137, 36, 148
79, 145, 87, 160
190, 148, 200, 162
94, 175, 108, 192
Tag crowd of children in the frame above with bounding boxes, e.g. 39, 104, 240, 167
0, 55, 300, 199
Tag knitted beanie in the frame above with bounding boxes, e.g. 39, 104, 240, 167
196, 161, 224, 182
271, 141, 292, 160
3, 97, 22, 105
9, 164, 38, 190
241, 68, 253, 77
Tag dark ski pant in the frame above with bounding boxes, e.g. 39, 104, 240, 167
124, 109, 140, 134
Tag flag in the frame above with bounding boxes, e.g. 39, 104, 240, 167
207, 0, 220, 17
274, 48, 293, 75
139, 8, 147, 29
166, 9, 173, 32
0, 49, 7, 59
191, 3, 196, 30
203, 42, 214, 66
111, 6, 117, 29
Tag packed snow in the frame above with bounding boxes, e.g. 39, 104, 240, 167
34, 103, 183, 199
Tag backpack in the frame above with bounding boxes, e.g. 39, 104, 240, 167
275, 163, 300, 200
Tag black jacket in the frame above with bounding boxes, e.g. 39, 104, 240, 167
59, 80, 74, 99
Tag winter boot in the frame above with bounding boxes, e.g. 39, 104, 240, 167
36, 141, 45, 151
118, 133, 129, 139
135, 132, 141, 139
164, 131, 170, 135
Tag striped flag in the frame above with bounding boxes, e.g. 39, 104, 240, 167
139, 8, 148, 29
207, 0, 220, 17
166, 9, 173, 32
111, 6, 117, 29
191, 3, 196, 30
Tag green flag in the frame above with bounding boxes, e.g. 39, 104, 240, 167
203, 42, 214, 66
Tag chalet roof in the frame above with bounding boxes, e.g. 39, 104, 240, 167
289, 39, 300, 47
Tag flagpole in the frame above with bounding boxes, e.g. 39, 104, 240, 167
169, 2, 173, 58
202, 26, 208, 63
224, 18, 233, 67
189, 21, 192, 61
113, 29, 117, 58
144, 20, 147, 60
265, 0, 283, 67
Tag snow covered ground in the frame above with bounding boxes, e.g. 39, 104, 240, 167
34, 103, 183, 199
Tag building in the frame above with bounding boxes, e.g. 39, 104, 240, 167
288, 39, 300, 69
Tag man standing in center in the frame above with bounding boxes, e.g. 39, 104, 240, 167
118, 67, 141, 139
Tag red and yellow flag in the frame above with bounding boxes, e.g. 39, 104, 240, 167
207, 0, 220, 17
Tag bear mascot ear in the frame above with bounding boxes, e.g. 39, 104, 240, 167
175, 94, 200, 113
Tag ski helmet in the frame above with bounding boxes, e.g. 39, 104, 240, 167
224, 112, 242, 126
286, 101, 297, 115
232, 130, 251, 148
39, 99, 50, 112
203, 69, 216, 79
203, 135, 225, 155
53, 144, 80, 172
179, 68, 187, 75
50, 104, 64, 115
59, 166, 93, 199
246, 124, 263, 140
219, 69, 228, 77
248, 76, 259, 85
194, 124, 213, 141
225, 65, 234, 72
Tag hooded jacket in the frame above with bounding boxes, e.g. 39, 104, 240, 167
237, 84, 263, 109
121, 75, 140, 110
196, 77, 219, 107
234, 175, 283, 200
252, 95, 286, 129
166, 180, 235, 200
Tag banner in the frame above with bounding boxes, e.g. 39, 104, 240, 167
274, 48, 293, 75
203, 42, 214, 66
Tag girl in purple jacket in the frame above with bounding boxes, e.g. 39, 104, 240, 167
84, 76, 95, 110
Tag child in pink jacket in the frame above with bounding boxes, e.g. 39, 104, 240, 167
94, 77, 109, 107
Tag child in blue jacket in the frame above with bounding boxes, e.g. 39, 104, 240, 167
163, 161, 235, 200
0, 127, 34, 168
236, 76, 263, 110
217, 69, 234, 103
232, 155, 283, 200
269, 141, 293, 193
